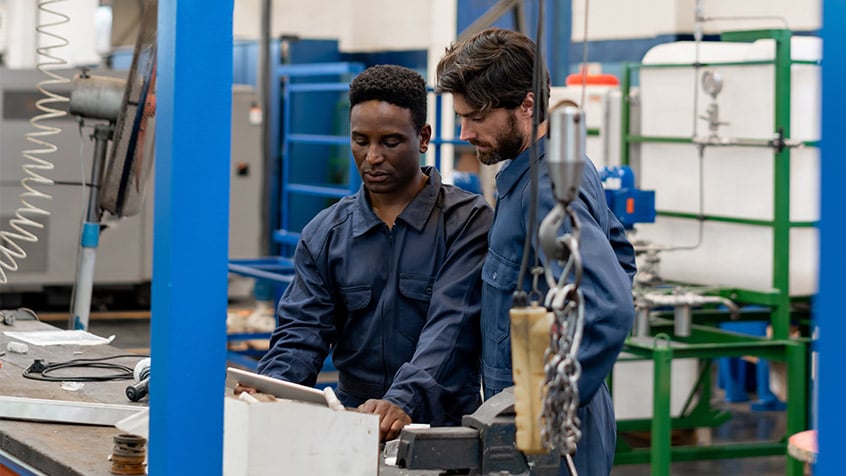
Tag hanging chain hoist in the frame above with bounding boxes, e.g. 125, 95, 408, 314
539, 104, 587, 468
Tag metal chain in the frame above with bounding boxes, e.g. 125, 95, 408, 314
540, 206, 586, 459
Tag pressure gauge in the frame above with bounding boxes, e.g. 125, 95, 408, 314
701, 70, 723, 98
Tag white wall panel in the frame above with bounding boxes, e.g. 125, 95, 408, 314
573, 0, 820, 42
235, 0, 432, 52
572, 0, 682, 40
688, 0, 821, 34
349, 0, 433, 52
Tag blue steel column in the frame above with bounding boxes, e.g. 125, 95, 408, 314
817, 0, 845, 474
151, 1, 232, 474
547, 0, 571, 86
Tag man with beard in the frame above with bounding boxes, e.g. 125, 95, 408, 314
239, 65, 493, 442
436, 28, 636, 475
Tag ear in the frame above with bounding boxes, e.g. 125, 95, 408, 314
419, 124, 432, 153
518, 92, 535, 119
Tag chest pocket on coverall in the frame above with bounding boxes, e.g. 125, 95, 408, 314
397, 274, 434, 342
339, 285, 372, 347
481, 250, 520, 343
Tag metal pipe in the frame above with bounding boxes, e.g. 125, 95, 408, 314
69, 125, 111, 331
638, 291, 740, 319
259, 0, 271, 256
86, 126, 111, 222
674, 304, 692, 337
635, 306, 650, 337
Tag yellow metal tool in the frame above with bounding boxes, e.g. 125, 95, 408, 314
510, 303, 553, 454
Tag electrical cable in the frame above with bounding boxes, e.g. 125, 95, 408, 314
22, 354, 148, 382
514, 0, 546, 305
0, 0, 70, 284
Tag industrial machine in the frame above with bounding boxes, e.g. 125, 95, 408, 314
599, 165, 656, 230
1, 82, 261, 315
0, 67, 154, 297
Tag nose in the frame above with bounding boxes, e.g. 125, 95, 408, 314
366, 143, 384, 165
458, 118, 475, 142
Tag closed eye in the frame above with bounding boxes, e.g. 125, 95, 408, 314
456, 112, 485, 123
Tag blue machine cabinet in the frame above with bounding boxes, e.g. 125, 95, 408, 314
599, 165, 656, 229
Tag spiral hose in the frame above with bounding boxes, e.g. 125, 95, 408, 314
0, 0, 70, 283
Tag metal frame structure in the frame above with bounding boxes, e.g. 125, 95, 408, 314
273, 62, 364, 252
614, 30, 815, 475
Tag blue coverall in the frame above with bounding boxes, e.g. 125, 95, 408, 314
258, 166, 493, 425
481, 138, 637, 475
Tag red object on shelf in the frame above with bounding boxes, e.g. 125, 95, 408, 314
565, 73, 620, 86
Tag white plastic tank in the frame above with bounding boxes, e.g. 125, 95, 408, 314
550, 69, 623, 169
633, 36, 821, 296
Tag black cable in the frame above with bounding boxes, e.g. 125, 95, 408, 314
22, 354, 148, 382
514, 0, 546, 307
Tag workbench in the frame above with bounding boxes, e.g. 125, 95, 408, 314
0, 319, 148, 476
0, 319, 482, 476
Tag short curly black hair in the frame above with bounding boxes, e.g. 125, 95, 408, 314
349, 64, 427, 132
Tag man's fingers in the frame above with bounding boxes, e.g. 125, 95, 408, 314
385, 418, 408, 441
234, 384, 257, 395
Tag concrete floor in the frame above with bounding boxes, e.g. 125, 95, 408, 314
82, 316, 796, 476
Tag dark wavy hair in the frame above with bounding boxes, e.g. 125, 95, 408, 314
436, 27, 549, 121
349, 64, 428, 132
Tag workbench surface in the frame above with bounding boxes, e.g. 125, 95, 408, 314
0, 319, 465, 476
0, 319, 148, 476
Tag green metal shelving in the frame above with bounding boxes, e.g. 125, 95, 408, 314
615, 30, 816, 476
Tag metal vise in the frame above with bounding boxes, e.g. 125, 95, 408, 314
395, 388, 560, 475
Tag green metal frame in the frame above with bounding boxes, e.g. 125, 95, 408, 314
616, 29, 815, 475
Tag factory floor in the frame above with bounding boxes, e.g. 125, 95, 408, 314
80, 315, 794, 476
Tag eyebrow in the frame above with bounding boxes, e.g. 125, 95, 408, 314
350, 131, 408, 140
455, 109, 484, 118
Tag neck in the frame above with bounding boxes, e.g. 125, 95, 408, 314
536, 120, 548, 140
368, 172, 428, 227
519, 120, 548, 156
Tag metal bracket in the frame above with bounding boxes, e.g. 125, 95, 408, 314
0, 396, 145, 426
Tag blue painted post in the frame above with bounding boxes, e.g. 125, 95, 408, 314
547, 0, 571, 86
151, 1, 232, 474
817, 1, 845, 474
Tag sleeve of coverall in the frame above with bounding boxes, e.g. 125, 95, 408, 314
529, 162, 635, 406
257, 239, 337, 388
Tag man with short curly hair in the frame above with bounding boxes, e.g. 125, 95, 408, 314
248, 65, 493, 441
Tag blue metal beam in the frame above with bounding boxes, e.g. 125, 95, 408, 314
817, 1, 844, 474
151, 1, 232, 474
548, 0, 572, 85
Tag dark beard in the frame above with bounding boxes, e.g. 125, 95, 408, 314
475, 113, 525, 165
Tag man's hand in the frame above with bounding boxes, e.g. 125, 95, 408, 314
233, 383, 258, 395
357, 399, 412, 441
